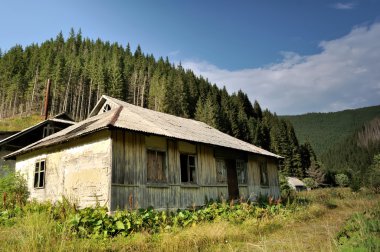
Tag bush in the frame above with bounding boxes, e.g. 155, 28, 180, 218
368, 154, 380, 193
337, 205, 380, 250
335, 173, 349, 187
279, 173, 294, 200
0, 166, 29, 209
303, 177, 317, 189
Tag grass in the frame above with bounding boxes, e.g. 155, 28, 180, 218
0, 188, 379, 251
0, 115, 43, 131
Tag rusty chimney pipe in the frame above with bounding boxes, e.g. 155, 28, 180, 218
44, 79, 51, 120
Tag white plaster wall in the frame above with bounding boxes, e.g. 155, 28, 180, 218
15, 130, 112, 209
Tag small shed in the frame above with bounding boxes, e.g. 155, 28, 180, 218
6, 96, 282, 210
287, 177, 307, 192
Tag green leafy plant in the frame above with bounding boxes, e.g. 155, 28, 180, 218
0, 166, 29, 209
337, 205, 380, 250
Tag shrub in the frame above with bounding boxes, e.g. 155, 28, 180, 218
335, 173, 349, 187
0, 166, 29, 209
303, 177, 317, 189
337, 205, 380, 250
279, 173, 294, 201
368, 154, 380, 193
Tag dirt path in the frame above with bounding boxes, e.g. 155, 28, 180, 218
245, 201, 375, 251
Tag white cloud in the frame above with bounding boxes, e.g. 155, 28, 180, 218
332, 2, 356, 10
168, 50, 180, 56
182, 23, 380, 115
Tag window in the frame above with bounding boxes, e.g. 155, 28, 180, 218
260, 161, 269, 186
34, 160, 46, 188
216, 159, 227, 183
180, 154, 197, 183
103, 103, 111, 112
147, 150, 166, 183
236, 160, 247, 184
43, 125, 56, 137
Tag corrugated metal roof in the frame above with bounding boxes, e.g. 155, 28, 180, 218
5, 95, 282, 159
287, 177, 306, 187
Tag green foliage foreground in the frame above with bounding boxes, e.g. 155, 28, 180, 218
337, 202, 380, 251
0, 199, 293, 239
0, 188, 379, 251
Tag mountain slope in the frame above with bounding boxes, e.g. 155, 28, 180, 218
320, 116, 380, 184
281, 105, 380, 157
0, 29, 318, 178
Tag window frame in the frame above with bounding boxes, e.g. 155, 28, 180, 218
103, 103, 111, 112
42, 125, 57, 137
236, 159, 248, 184
146, 149, 167, 183
259, 160, 269, 187
216, 158, 228, 184
180, 153, 197, 184
34, 159, 46, 189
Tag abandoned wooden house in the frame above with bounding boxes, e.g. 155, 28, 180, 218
0, 113, 75, 173
5, 95, 282, 210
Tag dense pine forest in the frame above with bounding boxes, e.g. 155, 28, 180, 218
321, 117, 380, 186
283, 107, 380, 187
0, 29, 320, 179
282, 105, 380, 157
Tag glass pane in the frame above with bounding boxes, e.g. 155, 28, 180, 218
40, 161, 45, 171
35, 163, 39, 172
216, 159, 227, 183
34, 173, 39, 188
39, 172, 45, 187
180, 154, 188, 182
236, 160, 247, 184
190, 167, 196, 182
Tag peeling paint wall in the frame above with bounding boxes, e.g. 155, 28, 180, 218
15, 130, 112, 209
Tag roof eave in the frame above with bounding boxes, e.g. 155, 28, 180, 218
4, 126, 110, 160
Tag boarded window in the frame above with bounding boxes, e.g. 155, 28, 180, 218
236, 160, 247, 184
216, 159, 227, 183
260, 161, 269, 186
147, 150, 166, 183
180, 154, 196, 183
34, 160, 45, 188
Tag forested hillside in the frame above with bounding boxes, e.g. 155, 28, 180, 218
282, 105, 380, 156
0, 29, 320, 179
321, 117, 380, 185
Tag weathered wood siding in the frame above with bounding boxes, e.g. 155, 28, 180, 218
15, 130, 112, 209
247, 155, 280, 198
111, 129, 280, 210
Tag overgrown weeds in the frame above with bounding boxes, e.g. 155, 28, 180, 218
0, 188, 379, 251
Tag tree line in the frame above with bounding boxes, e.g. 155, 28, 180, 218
0, 29, 321, 180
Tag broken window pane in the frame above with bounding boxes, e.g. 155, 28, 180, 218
180, 154, 197, 183
236, 160, 247, 184
216, 159, 227, 183
260, 161, 269, 186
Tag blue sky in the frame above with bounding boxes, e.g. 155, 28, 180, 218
1, 0, 380, 114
